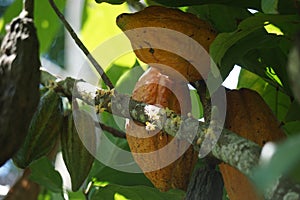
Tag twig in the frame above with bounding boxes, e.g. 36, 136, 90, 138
95, 121, 126, 138
48, 0, 114, 89
190, 80, 211, 122
24, 0, 34, 18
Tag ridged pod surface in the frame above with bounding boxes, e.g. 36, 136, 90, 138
0, 11, 40, 166
13, 89, 62, 169
117, 6, 217, 82
126, 67, 198, 191
61, 110, 96, 191
219, 88, 286, 200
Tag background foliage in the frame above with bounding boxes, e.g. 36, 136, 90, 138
0, 0, 300, 199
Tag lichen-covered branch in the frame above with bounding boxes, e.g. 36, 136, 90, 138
41, 70, 300, 200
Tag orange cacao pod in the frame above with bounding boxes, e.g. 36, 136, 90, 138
117, 6, 217, 82
126, 67, 198, 191
219, 88, 286, 200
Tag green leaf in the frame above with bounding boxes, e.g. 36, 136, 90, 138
89, 184, 185, 200
238, 69, 291, 122
29, 157, 63, 193
211, 13, 300, 88
282, 121, 300, 136
67, 190, 86, 200
190, 89, 203, 119
149, 0, 261, 10
277, 0, 299, 14
88, 160, 153, 187
252, 134, 300, 191
115, 61, 146, 95
95, 0, 126, 4
103, 64, 131, 87
262, 0, 279, 14
285, 101, 300, 122
187, 4, 251, 33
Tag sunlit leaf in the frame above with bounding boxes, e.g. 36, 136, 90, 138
115, 61, 145, 95
88, 160, 153, 187
262, 0, 278, 14
187, 4, 251, 33
238, 69, 291, 122
148, 0, 261, 10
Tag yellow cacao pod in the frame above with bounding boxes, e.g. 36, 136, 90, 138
219, 88, 286, 200
117, 6, 217, 82
126, 67, 198, 191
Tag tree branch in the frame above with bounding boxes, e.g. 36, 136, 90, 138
23, 0, 34, 18
41, 70, 300, 200
96, 121, 126, 138
48, 0, 114, 89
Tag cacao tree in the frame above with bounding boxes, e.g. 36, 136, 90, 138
0, 0, 300, 200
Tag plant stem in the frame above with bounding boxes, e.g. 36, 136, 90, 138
23, 0, 34, 18
48, 0, 114, 89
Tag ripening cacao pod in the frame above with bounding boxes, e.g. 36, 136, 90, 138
61, 110, 96, 191
117, 6, 217, 82
126, 67, 198, 191
219, 88, 286, 200
0, 10, 40, 166
13, 89, 63, 169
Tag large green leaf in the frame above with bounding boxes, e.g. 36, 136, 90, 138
88, 160, 153, 187
89, 184, 185, 200
29, 157, 63, 194
115, 61, 146, 95
148, 0, 261, 10
282, 121, 300, 136
238, 69, 291, 122
211, 13, 300, 85
262, 0, 279, 14
187, 4, 251, 33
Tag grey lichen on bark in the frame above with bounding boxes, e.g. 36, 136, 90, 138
212, 129, 261, 176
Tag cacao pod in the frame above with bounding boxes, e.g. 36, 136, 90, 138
219, 88, 286, 200
13, 89, 63, 169
126, 67, 198, 191
0, 11, 40, 166
61, 110, 96, 191
117, 6, 217, 82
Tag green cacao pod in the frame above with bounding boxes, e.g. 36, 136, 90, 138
13, 89, 63, 169
61, 110, 96, 191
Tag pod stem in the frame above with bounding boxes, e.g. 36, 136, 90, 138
48, 0, 115, 89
